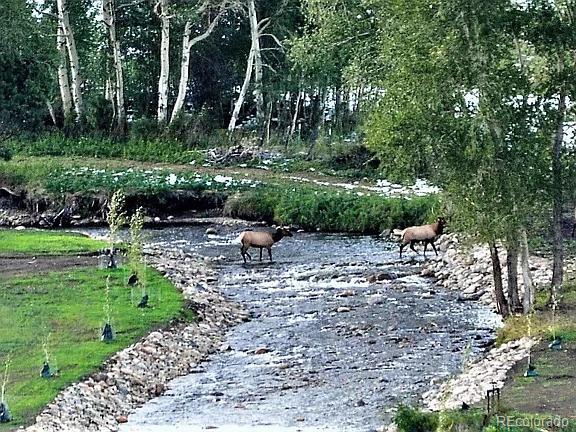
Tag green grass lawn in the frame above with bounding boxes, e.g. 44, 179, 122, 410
0, 266, 189, 429
0, 230, 107, 256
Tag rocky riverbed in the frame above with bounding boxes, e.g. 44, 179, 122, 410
116, 227, 499, 432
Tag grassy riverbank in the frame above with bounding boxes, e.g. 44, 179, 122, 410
0, 231, 188, 429
0, 230, 106, 256
0, 156, 441, 233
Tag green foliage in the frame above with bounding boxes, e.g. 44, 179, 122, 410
0, 266, 186, 428
0, 230, 106, 256
0, 147, 12, 162
0, 0, 53, 132
395, 405, 438, 432
223, 191, 276, 223
107, 190, 126, 252
496, 283, 576, 346
225, 186, 438, 234
7, 135, 206, 165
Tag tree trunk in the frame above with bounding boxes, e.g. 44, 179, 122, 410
289, 90, 302, 141
264, 99, 273, 145
103, 0, 126, 136
46, 100, 57, 126
171, 20, 192, 124
228, 44, 255, 131
506, 238, 521, 313
156, 0, 170, 124
56, 22, 72, 121
550, 81, 566, 304
170, 10, 227, 124
57, 0, 83, 122
248, 0, 264, 143
489, 241, 509, 318
520, 228, 534, 314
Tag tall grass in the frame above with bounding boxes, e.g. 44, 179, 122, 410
6, 134, 205, 165
224, 187, 439, 234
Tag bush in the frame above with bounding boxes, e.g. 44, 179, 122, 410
0, 146, 12, 161
395, 405, 439, 432
223, 191, 276, 223
130, 117, 161, 140
326, 144, 379, 173
225, 185, 438, 234
6, 134, 206, 165
86, 96, 114, 134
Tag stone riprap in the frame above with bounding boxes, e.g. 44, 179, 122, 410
421, 233, 554, 311
421, 337, 538, 411
25, 246, 248, 432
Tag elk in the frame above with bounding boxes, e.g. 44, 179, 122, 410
398, 217, 446, 258
237, 227, 293, 263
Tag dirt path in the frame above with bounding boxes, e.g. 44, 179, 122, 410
0, 255, 98, 279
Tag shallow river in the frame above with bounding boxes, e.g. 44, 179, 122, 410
118, 226, 500, 432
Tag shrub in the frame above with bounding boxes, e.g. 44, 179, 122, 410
6, 134, 206, 165
226, 185, 438, 234
131, 118, 161, 140
222, 191, 276, 223
0, 146, 11, 161
395, 405, 439, 432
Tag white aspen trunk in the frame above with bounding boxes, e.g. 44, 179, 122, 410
103, 0, 126, 134
157, 0, 170, 124
46, 100, 58, 126
248, 0, 264, 134
57, 0, 84, 122
105, 78, 113, 102
170, 20, 192, 124
520, 229, 534, 314
56, 22, 73, 120
170, 10, 226, 124
289, 90, 302, 140
265, 99, 272, 144
228, 45, 255, 131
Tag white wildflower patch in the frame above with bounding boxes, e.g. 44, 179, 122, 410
287, 176, 440, 198
47, 166, 263, 194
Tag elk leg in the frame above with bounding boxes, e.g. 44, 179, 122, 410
410, 241, 420, 255
241, 245, 251, 263
259, 248, 263, 261
430, 241, 439, 256
268, 247, 272, 262
399, 243, 406, 258
423, 241, 428, 257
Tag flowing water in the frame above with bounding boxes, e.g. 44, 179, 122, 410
117, 226, 500, 432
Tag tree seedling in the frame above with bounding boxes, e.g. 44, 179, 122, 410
40, 332, 56, 378
101, 276, 114, 342
105, 190, 126, 269
524, 313, 537, 377
549, 294, 562, 351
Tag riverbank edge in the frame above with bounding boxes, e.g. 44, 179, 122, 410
410, 234, 549, 419
24, 245, 249, 432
